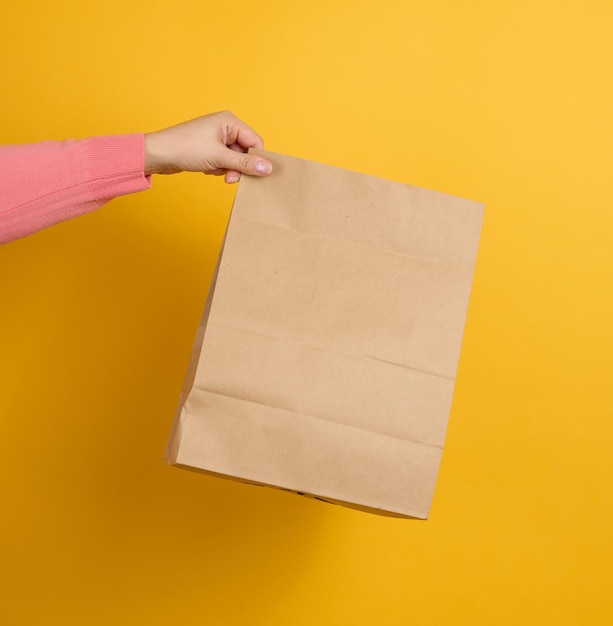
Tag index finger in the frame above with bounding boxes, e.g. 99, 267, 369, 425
226, 119, 265, 151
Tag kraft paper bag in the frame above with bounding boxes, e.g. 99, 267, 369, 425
165, 149, 484, 519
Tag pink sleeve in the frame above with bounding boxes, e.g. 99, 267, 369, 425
0, 134, 151, 245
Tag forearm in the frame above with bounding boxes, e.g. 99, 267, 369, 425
0, 134, 151, 245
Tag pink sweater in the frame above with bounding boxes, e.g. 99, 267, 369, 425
0, 134, 151, 245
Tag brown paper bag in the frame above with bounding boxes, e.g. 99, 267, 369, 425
165, 149, 483, 519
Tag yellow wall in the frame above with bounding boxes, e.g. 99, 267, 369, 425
1, 1, 612, 624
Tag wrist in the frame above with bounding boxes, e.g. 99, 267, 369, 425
143, 132, 167, 175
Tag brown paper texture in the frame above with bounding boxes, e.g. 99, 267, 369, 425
165, 149, 484, 519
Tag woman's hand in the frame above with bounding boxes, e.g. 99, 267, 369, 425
144, 111, 273, 183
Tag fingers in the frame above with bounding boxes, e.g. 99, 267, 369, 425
235, 127, 264, 150
228, 141, 248, 153
220, 149, 273, 179
224, 170, 241, 184
222, 113, 265, 151
212, 112, 271, 183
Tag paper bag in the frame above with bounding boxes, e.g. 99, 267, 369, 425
165, 149, 483, 519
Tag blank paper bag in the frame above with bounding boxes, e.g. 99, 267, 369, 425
165, 149, 484, 519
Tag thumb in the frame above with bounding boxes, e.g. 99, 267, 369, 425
222, 149, 273, 177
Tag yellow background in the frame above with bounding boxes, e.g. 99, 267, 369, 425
1, 1, 612, 624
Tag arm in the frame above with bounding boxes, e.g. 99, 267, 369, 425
0, 134, 150, 245
0, 111, 272, 245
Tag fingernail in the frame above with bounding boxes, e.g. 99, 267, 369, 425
226, 173, 240, 184
255, 160, 272, 174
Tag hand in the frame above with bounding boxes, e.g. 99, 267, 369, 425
143, 111, 273, 183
